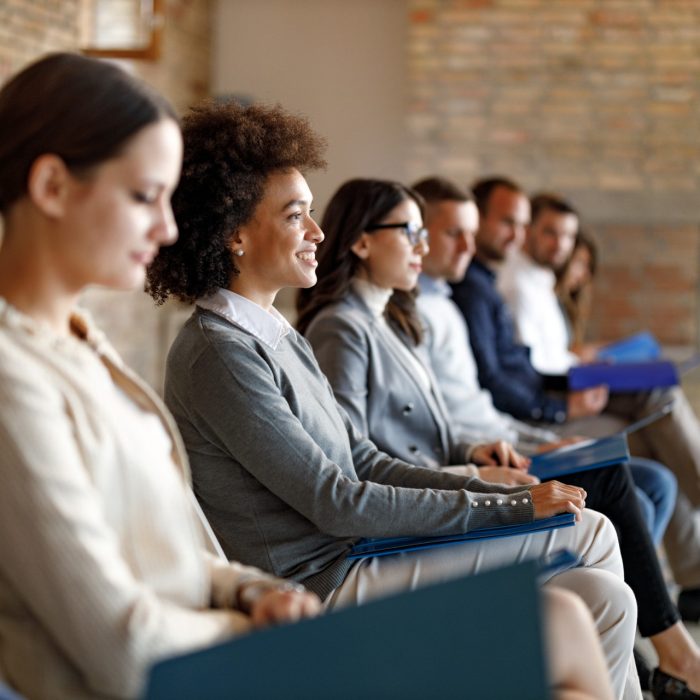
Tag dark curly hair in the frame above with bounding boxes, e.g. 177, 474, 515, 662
146, 100, 327, 304
296, 178, 425, 346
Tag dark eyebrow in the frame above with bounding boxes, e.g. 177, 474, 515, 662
282, 199, 311, 211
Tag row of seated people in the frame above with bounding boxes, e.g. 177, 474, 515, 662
0, 51, 696, 700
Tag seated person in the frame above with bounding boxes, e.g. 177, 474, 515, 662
0, 54, 319, 700
145, 100, 638, 699
451, 176, 700, 625
412, 178, 676, 548
297, 176, 700, 698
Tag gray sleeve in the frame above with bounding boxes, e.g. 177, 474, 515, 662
183, 339, 534, 538
305, 312, 370, 437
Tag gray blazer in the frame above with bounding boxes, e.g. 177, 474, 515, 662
305, 290, 473, 468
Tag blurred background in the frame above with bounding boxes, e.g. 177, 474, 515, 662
2, 0, 699, 401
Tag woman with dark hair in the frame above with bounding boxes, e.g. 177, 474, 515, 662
0, 53, 319, 700
556, 230, 598, 355
148, 103, 641, 699
300, 177, 700, 700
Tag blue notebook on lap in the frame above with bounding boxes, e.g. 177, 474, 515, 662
347, 512, 576, 559
144, 560, 549, 700
596, 331, 662, 363
568, 359, 679, 392
529, 434, 630, 480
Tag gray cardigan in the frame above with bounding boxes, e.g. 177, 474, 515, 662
165, 307, 534, 600
305, 289, 472, 468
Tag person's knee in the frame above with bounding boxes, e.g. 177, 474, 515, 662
545, 586, 591, 628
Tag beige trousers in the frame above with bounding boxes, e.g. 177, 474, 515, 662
325, 509, 640, 700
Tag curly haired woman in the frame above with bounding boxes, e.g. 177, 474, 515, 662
147, 100, 641, 700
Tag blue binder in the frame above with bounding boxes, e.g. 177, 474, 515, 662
568, 360, 678, 392
144, 560, 549, 700
596, 331, 661, 363
529, 434, 630, 480
347, 513, 575, 559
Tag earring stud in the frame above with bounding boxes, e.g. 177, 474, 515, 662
234, 249, 244, 257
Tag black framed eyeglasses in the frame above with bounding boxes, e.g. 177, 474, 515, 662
365, 221, 429, 247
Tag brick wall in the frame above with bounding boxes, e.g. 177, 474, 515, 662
0, 0, 211, 391
407, 0, 700, 347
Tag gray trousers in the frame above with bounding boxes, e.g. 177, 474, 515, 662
325, 509, 640, 700
552, 385, 700, 588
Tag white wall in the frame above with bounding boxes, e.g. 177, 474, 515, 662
212, 0, 408, 212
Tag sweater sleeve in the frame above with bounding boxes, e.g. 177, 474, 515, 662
183, 337, 534, 539
0, 368, 250, 700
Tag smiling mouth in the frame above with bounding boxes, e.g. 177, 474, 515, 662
296, 251, 317, 264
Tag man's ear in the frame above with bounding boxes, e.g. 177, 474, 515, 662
350, 233, 372, 260
26, 154, 72, 219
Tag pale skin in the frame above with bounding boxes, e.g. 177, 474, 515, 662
0, 120, 319, 628
428, 193, 700, 692
474, 185, 608, 420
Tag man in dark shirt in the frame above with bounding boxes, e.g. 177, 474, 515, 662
450, 176, 700, 618
451, 178, 607, 425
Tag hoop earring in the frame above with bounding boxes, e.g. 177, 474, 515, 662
234, 249, 244, 257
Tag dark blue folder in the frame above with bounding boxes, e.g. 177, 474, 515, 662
144, 560, 549, 700
568, 360, 678, 392
529, 434, 630, 480
347, 513, 575, 559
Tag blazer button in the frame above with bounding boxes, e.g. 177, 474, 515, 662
408, 445, 419, 453
402, 403, 415, 415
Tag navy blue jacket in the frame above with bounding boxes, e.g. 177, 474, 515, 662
450, 258, 567, 424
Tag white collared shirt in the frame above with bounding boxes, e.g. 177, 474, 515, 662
197, 288, 291, 350
497, 248, 579, 374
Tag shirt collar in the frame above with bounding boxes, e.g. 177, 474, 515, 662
418, 273, 451, 298
512, 248, 556, 287
196, 288, 291, 350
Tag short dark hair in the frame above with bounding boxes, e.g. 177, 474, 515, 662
411, 176, 472, 205
470, 176, 523, 216
146, 101, 327, 305
530, 192, 579, 225
296, 178, 425, 345
0, 52, 176, 214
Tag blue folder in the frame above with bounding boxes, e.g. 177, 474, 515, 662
568, 359, 678, 392
530, 434, 630, 480
145, 560, 549, 700
596, 331, 662, 363
347, 512, 575, 559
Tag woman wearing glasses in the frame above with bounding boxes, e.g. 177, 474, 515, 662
297, 179, 535, 484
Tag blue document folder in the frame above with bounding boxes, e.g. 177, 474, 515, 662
347, 512, 576, 560
597, 331, 662, 363
145, 560, 549, 700
568, 360, 679, 392
530, 434, 630, 480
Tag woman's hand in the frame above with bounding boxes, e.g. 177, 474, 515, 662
477, 466, 539, 486
249, 587, 321, 628
530, 481, 587, 521
471, 441, 531, 470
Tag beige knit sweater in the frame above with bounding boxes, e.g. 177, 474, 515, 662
0, 299, 275, 700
